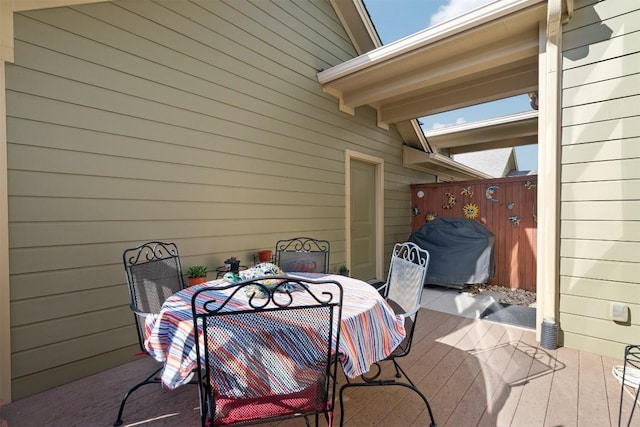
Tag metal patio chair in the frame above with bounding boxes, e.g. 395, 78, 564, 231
618, 344, 640, 426
114, 241, 187, 426
274, 237, 330, 274
192, 276, 343, 426
339, 241, 437, 427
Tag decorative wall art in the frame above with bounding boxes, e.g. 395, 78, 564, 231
485, 185, 500, 202
410, 176, 538, 291
463, 203, 479, 220
425, 211, 437, 222
443, 192, 456, 209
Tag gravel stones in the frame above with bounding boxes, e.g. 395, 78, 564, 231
465, 284, 537, 307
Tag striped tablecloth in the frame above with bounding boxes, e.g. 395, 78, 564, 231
144, 273, 406, 390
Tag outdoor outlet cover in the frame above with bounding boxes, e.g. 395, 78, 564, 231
610, 302, 629, 323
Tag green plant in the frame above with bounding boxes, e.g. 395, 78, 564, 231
187, 265, 208, 278
338, 265, 349, 276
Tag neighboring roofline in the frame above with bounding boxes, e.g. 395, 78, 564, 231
453, 146, 516, 177
512, 145, 520, 171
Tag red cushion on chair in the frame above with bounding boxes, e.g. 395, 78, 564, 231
213, 383, 325, 425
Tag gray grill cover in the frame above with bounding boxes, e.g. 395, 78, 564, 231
409, 217, 495, 285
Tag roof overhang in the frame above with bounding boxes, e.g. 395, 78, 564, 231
426, 110, 539, 155
319, 0, 546, 128
403, 147, 493, 181
322, 0, 556, 181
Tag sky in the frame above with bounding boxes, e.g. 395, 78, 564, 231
362, 0, 538, 171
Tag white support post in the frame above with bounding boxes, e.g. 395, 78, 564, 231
536, 0, 563, 344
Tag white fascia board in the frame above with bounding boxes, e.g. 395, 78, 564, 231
403, 146, 492, 179
13, 0, 107, 11
423, 110, 539, 138
318, 0, 545, 84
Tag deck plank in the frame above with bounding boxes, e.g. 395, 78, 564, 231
2, 308, 633, 427
510, 331, 556, 426
579, 350, 616, 426
442, 322, 513, 426
545, 346, 579, 426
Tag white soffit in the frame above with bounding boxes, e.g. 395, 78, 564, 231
425, 111, 539, 154
319, 0, 546, 126
403, 147, 493, 181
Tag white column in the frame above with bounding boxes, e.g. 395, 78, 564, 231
536, 0, 563, 343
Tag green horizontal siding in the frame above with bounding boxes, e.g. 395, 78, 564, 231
6, 0, 434, 399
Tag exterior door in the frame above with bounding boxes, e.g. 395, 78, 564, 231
349, 159, 377, 280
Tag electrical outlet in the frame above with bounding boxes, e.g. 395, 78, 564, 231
611, 302, 629, 322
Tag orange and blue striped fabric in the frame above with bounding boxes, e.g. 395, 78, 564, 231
145, 274, 406, 391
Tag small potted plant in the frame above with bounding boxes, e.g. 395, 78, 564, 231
338, 265, 350, 277
187, 265, 208, 286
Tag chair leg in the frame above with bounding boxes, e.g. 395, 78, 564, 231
113, 366, 162, 426
339, 362, 436, 427
619, 345, 640, 427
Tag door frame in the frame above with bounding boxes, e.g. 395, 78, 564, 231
345, 150, 384, 280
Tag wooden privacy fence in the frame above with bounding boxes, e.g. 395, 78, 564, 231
410, 175, 538, 292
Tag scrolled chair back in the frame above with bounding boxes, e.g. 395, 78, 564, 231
274, 237, 330, 274
191, 276, 343, 427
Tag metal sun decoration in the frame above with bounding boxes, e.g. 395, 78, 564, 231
463, 203, 479, 220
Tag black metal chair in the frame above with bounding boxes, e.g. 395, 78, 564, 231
339, 241, 437, 427
274, 237, 330, 274
192, 276, 343, 427
618, 344, 640, 426
114, 241, 187, 426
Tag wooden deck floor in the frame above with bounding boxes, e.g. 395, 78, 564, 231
3, 308, 638, 427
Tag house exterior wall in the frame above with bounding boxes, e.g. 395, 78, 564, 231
5, 0, 435, 399
559, 0, 640, 358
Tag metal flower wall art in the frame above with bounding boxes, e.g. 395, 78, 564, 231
443, 192, 456, 209
508, 215, 521, 227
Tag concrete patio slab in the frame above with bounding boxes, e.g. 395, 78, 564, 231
420, 284, 506, 319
